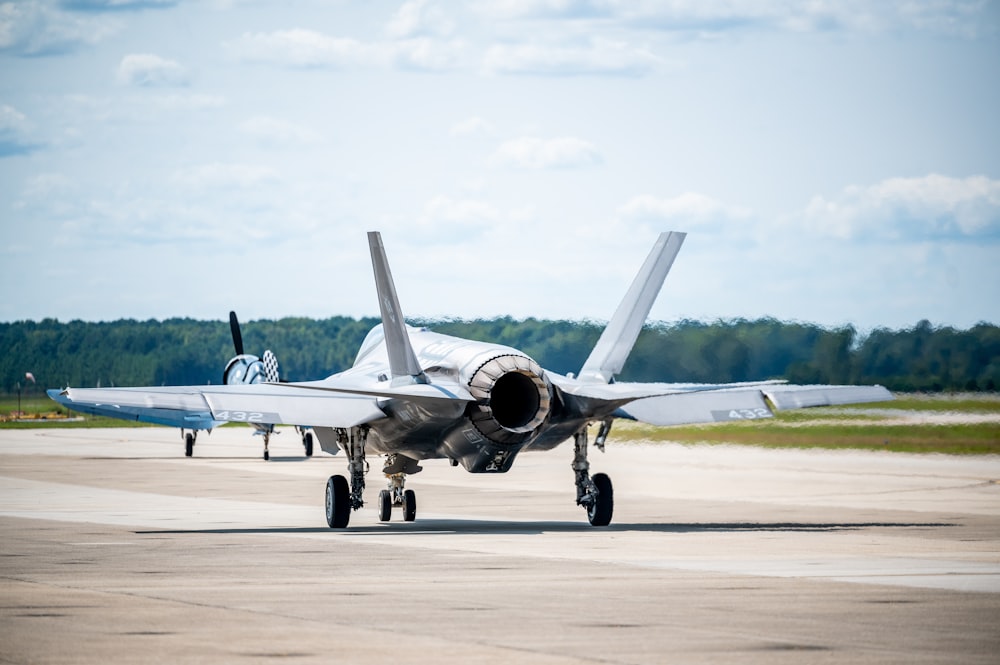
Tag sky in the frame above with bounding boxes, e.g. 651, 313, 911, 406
1, 0, 998, 333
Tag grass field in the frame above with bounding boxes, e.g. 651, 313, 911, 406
3, 392, 999, 455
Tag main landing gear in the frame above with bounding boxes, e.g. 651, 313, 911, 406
324, 429, 422, 528
182, 429, 198, 457
297, 426, 314, 457
325, 427, 369, 528
572, 420, 614, 527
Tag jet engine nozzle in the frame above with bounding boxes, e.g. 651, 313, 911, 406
468, 354, 551, 445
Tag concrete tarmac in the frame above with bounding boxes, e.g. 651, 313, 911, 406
1, 426, 998, 664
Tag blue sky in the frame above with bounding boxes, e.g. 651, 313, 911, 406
1, 0, 998, 331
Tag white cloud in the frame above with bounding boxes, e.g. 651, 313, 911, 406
386, 0, 456, 39
226, 28, 462, 72
239, 116, 321, 145
801, 175, 1000, 241
117, 53, 189, 87
391, 37, 465, 71
0, 0, 119, 56
171, 163, 280, 189
483, 39, 660, 77
451, 116, 495, 137
491, 136, 601, 169
482, 0, 996, 38
479, 0, 616, 20
619, 193, 751, 229
226, 29, 374, 68
0, 103, 35, 155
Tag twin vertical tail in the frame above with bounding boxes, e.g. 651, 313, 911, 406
367, 231, 428, 386
577, 231, 686, 384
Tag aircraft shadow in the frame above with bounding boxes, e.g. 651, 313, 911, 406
137, 519, 956, 537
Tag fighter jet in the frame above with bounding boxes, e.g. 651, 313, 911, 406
49, 231, 891, 528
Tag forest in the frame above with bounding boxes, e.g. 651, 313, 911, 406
1, 317, 998, 395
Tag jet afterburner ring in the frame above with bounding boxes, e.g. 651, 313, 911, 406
467, 354, 551, 445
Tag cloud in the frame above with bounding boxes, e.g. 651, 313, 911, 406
618, 193, 752, 230
238, 116, 321, 145
225, 29, 464, 72
59, 0, 177, 11
482, 0, 997, 38
171, 163, 280, 190
801, 175, 1000, 241
450, 116, 495, 137
117, 53, 189, 86
483, 39, 661, 77
226, 29, 374, 68
386, 0, 456, 39
0, 104, 42, 156
0, 0, 119, 56
491, 136, 601, 169
479, 0, 616, 20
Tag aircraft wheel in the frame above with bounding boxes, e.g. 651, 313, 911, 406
185, 433, 194, 457
403, 489, 417, 522
263, 450, 269, 461
303, 432, 314, 457
378, 489, 392, 522
325, 475, 351, 528
587, 473, 614, 527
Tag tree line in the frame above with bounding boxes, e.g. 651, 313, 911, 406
2, 317, 997, 394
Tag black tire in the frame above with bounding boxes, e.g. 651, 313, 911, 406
378, 489, 392, 522
184, 433, 194, 457
303, 432, 313, 457
587, 473, 614, 527
403, 489, 417, 522
263, 450, 269, 461
325, 475, 351, 528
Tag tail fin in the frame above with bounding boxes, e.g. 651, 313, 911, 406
578, 231, 686, 383
367, 231, 428, 385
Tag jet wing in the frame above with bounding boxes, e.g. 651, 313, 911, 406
50, 384, 386, 429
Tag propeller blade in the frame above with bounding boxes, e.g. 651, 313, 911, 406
229, 311, 244, 356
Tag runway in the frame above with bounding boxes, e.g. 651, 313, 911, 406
2, 427, 998, 663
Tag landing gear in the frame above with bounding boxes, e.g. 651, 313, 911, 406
378, 489, 392, 521
296, 426, 314, 457
324, 427, 369, 529
403, 489, 417, 522
378, 454, 421, 523
325, 475, 351, 528
263, 430, 270, 461
572, 424, 614, 527
183, 430, 196, 457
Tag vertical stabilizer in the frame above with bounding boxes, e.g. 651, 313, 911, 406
578, 231, 686, 383
367, 231, 428, 385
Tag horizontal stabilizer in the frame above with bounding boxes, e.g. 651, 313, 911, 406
762, 384, 893, 410
51, 385, 385, 429
619, 389, 774, 426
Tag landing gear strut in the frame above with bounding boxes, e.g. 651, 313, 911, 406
325, 426, 369, 529
296, 426, 314, 457
572, 424, 614, 527
182, 430, 197, 457
377, 454, 419, 523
